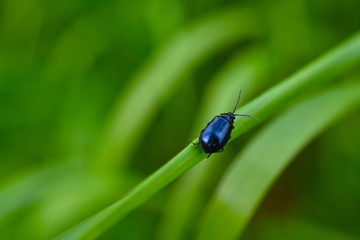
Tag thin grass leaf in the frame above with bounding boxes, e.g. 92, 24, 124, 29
230, 30, 360, 140
195, 81, 360, 240
54, 31, 360, 240
54, 145, 204, 240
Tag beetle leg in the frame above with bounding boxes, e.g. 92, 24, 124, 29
192, 130, 204, 145
218, 148, 224, 152
207, 153, 212, 158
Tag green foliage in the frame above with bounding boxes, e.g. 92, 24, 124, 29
56, 32, 360, 239
1, 0, 360, 239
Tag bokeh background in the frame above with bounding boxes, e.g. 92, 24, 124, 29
0, 0, 360, 239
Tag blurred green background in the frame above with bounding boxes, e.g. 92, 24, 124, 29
0, 0, 360, 239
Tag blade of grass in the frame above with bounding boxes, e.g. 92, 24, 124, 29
230, 30, 360, 140
195, 81, 360, 240
55, 31, 360, 240
54, 145, 204, 240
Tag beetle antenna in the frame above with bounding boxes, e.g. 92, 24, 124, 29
232, 88, 242, 113
234, 114, 258, 120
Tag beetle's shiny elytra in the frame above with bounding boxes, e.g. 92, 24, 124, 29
193, 89, 257, 158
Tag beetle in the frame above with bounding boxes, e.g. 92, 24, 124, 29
193, 89, 257, 158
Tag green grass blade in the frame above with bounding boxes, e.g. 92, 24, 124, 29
230, 30, 360, 140
54, 145, 204, 240
54, 31, 360, 240
195, 82, 360, 240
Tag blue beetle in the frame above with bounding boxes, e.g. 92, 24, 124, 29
193, 89, 257, 158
